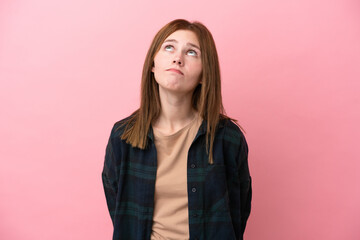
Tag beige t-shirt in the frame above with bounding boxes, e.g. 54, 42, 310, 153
150, 114, 202, 240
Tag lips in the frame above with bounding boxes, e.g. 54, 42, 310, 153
166, 68, 184, 75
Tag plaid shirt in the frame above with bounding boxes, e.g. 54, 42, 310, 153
102, 116, 252, 240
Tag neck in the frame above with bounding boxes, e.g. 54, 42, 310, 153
153, 88, 198, 132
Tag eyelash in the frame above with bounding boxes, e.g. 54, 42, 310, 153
164, 45, 198, 56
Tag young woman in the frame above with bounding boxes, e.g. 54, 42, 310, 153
102, 19, 252, 240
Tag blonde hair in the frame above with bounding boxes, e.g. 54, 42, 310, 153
119, 19, 233, 164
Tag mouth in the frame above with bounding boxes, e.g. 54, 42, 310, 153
166, 68, 184, 75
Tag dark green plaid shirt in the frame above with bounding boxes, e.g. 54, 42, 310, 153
102, 116, 252, 240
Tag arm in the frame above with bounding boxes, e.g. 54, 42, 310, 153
238, 133, 252, 237
102, 131, 118, 225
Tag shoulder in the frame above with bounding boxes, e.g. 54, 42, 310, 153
218, 117, 248, 149
220, 117, 246, 138
109, 113, 135, 139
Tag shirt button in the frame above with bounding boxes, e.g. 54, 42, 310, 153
190, 164, 196, 168
192, 213, 198, 217
191, 187, 197, 192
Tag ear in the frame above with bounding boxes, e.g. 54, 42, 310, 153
199, 74, 203, 84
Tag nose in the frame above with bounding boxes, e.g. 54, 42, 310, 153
173, 53, 183, 66
173, 59, 182, 65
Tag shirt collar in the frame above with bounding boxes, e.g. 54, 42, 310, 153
147, 118, 226, 142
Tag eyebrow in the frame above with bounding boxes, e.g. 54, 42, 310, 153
163, 39, 201, 51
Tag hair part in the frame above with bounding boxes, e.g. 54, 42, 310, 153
119, 19, 237, 164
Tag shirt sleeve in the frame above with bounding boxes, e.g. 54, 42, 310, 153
102, 129, 119, 225
238, 133, 252, 238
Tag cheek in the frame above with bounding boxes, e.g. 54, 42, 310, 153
153, 52, 167, 66
193, 63, 203, 77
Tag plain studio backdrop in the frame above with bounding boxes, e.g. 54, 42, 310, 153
1, 0, 359, 239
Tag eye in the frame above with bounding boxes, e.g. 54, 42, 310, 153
164, 45, 174, 51
187, 49, 198, 56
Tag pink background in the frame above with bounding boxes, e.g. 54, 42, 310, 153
1, 0, 359, 239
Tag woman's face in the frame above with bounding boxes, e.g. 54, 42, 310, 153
152, 30, 202, 95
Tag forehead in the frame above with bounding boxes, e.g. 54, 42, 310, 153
164, 30, 200, 45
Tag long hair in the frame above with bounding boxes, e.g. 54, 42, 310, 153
120, 19, 233, 164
